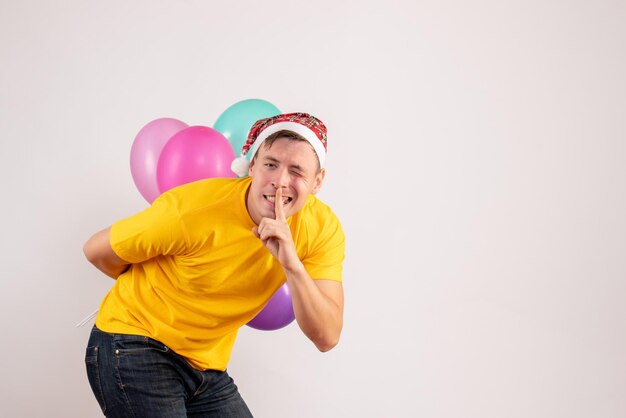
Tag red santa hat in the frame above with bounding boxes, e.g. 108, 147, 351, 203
231, 112, 328, 177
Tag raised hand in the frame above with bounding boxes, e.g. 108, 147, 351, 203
252, 187, 301, 272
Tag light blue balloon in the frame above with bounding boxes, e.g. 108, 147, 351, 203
213, 99, 281, 159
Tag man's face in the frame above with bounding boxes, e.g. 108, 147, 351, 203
246, 137, 325, 224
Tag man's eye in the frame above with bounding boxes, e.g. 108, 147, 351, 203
264, 163, 276, 168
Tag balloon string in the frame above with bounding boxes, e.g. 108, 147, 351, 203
75, 308, 99, 328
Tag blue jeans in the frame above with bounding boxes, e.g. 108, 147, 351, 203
85, 326, 253, 417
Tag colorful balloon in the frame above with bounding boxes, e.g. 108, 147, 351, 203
156, 126, 236, 193
247, 283, 295, 331
213, 99, 281, 157
130, 118, 188, 203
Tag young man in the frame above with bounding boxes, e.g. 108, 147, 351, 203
83, 113, 345, 417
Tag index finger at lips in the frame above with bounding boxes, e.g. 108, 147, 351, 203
275, 187, 286, 221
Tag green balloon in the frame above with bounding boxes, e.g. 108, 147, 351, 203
213, 99, 281, 159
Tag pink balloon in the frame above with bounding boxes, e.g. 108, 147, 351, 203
247, 283, 295, 331
157, 126, 236, 193
130, 118, 188, 203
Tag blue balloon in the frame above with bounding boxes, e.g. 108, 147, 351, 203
213, 99, 281, 158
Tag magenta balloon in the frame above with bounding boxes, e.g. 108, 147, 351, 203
130, 118, 188, 203
157, 126, 236, 193
247, 283, 295, 331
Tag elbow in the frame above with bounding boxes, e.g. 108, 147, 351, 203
83, 240, 96, 264
307, 320, 343, 353
314, 335, 340, 353
316, 342, 337, 353
83, 237, 105, 267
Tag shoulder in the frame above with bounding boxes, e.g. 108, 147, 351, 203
165, 177, 249, 198
295, 195, 344, 239
292, 196, 345, 271
159, 177, 250, 212
301, 195, 339, 219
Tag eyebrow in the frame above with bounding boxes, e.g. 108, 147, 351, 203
262, 156, 305, 172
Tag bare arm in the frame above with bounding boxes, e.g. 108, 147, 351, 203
254, 188, 344, 352
284, 269, 344, 352
83, 227, 131, 279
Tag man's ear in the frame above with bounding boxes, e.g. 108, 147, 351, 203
248, 157, 255, 176
311, 168, 326, 195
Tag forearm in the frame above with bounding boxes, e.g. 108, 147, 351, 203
83, 227, 131, 279
88, 256, 130, 279
284, 263, 344, 352
254, 192, 344, 352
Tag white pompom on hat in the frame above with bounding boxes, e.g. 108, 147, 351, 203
230, 112, 328, 177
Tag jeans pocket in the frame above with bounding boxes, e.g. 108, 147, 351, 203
113, 336, 170, 355
85, 345, 107, 413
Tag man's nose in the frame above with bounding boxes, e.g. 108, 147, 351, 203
272, 168, 289, 188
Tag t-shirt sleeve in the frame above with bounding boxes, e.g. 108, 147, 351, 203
109, 192, 189, 263
303, 213, 345, 283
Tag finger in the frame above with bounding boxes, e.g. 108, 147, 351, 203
275, 187, 286, 222
252, 226, 260, 238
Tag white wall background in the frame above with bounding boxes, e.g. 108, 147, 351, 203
1, 1, 625, 417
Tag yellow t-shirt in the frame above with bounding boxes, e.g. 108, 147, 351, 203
95, 177, 344, 371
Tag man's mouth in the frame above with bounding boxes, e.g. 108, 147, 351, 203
264, 195, 293, 205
